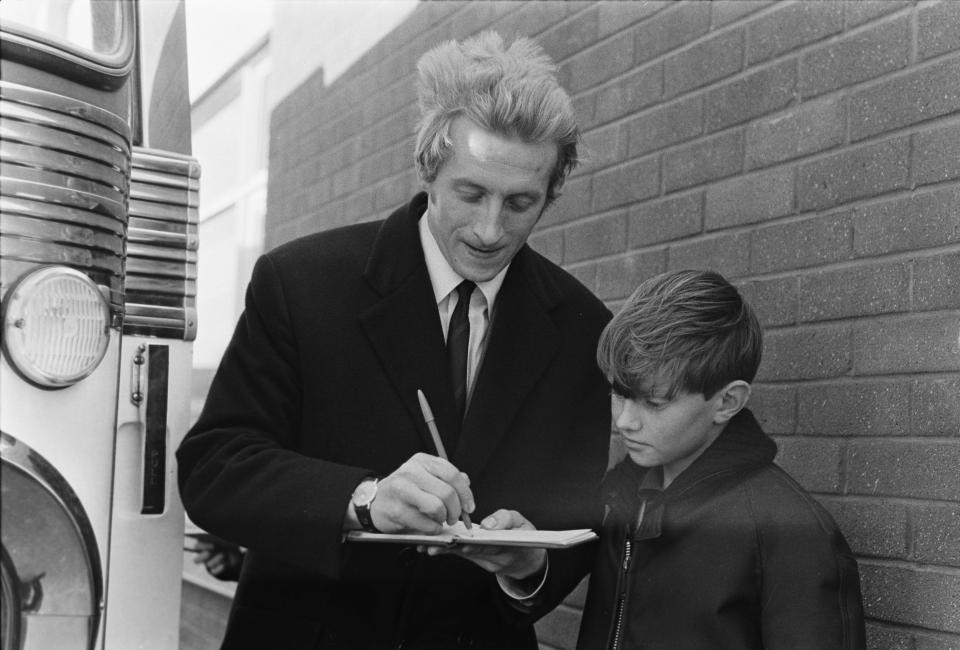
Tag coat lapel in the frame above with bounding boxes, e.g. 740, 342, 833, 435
454, 246, 561, 479
358, 194, 463, 454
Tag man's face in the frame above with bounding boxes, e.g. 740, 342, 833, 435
426, 116, 557, 283
611, 386, 723, 485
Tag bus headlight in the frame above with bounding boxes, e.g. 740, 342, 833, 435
2, 266, 111, 389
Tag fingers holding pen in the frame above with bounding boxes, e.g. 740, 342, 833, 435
373, 453, 475, 532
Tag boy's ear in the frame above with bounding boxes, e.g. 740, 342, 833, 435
712, 380, 751, 424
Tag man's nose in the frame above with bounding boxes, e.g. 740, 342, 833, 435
472, 199, 505, 244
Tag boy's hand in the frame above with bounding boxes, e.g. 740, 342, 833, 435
419, 508, 547, 580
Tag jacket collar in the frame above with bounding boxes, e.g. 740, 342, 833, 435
603, 409, 776, 524
359, 192, 564, 478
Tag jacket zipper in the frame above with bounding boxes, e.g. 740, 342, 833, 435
609, 500, 646, 650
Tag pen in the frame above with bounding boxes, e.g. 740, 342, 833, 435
417, 389, 473, 530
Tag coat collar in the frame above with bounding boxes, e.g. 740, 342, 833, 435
359, 192, 563, 478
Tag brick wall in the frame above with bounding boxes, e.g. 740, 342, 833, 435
266, 2, 960, 648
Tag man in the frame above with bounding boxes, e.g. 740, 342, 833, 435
177, 31, 611, 650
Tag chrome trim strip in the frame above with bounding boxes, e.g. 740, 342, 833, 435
0, 81, 131, 140
0, 196, 125, 237
0, 100, 130, 155
0, 141, 128, 192
0, 166, 126, 220
0, 118, 129, 172
1, 213, 123, 254
1, 235, 123, 276
123, 147, 199, 340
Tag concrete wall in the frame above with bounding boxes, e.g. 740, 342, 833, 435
265, 2, 960, 648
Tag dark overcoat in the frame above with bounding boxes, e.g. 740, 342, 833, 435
177, 192, 612, 649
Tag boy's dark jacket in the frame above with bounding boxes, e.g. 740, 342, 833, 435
577, 408, 866, 650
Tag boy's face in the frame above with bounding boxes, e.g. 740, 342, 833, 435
611, 385, 724, 485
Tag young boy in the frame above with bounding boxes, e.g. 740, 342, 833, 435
577, 270, 866, 650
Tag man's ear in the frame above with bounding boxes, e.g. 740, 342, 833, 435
713, 380, 751, 424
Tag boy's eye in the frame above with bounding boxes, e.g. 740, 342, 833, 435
458, 192, 483, 203
644, 398, 668, 409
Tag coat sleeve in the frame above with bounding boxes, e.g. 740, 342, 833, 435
755, 478, 867, 650
176, 254, 371, 577
493, 332, 611, 626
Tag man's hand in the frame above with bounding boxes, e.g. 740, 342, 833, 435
191, 538, 244, 581
421, 509, 547, 580
371, 452, 475, 533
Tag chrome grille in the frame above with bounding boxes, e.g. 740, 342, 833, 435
0, 81, 130, 316
124, 148, 199, 340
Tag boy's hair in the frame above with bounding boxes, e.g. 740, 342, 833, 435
414, 31, 579, 205
597, 270, 763, 400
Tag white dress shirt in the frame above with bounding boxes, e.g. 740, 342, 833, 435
418, 212, 508, 408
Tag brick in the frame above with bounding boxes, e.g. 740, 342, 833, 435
528, 6, 594, 60
745, 96, 846, 170
757, 324, 851, 381
854, 313, 960, 374
563, 214, 626, 264
916, 632, 960, 650
797, 137, 911, 212
919, 1, 960, 60
913, 503, 960, 568
848, 440, 960, 501
535, 603, 583, 649
829, 499, 908, 559
914, 120, 960, 187
579, 122, 629, 175
627, 95, 703, 157
490, 1, 569, 43
572, 91, 596, 130
529, 228, 563, 265
706, 60, 797, 132
737, 276, 797, 327
852, 186, 960, 257
663, 129, 744, 193
593, 63, 663, 125
712, 1, 772, 29
797, 380, 910, 436
566, 262, 596, 294
705, 167, 794, 230
774, 437, 842, 492
859, 562, 960, 632
799, 16, 910, 99
799, 261, 911, 322
912, 378, 960, 437
592, 156, 660, 212
915, 252, 960, 312
747, 383, 796, 435
865, 625, 912, 650
850, 57, 960, 141
563, 29, 635, 94
664, 28, 744, 98
595, 249, 666, 301
667, 231, 750, 278
628, 192, 702, 248
746, 1, 843, 65
845, 1, 910, 28
634, 2, 711, 65
542, 175, 591, 227
751, 212, 852, 274
598, 0, 666, 38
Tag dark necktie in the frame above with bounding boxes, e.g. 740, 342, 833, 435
447, 280, 476, 434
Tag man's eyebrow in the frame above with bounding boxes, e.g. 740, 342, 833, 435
451, 179, 542, 201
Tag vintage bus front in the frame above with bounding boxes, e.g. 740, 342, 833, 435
0, 1, 198, 648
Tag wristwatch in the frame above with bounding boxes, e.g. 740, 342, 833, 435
351, 477, 380, 533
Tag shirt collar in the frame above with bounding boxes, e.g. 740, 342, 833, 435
418, 209, 509, 308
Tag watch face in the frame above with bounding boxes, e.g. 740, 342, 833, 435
353, 479, 377, 506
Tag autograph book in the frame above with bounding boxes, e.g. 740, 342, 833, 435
345, 522, 597, 549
